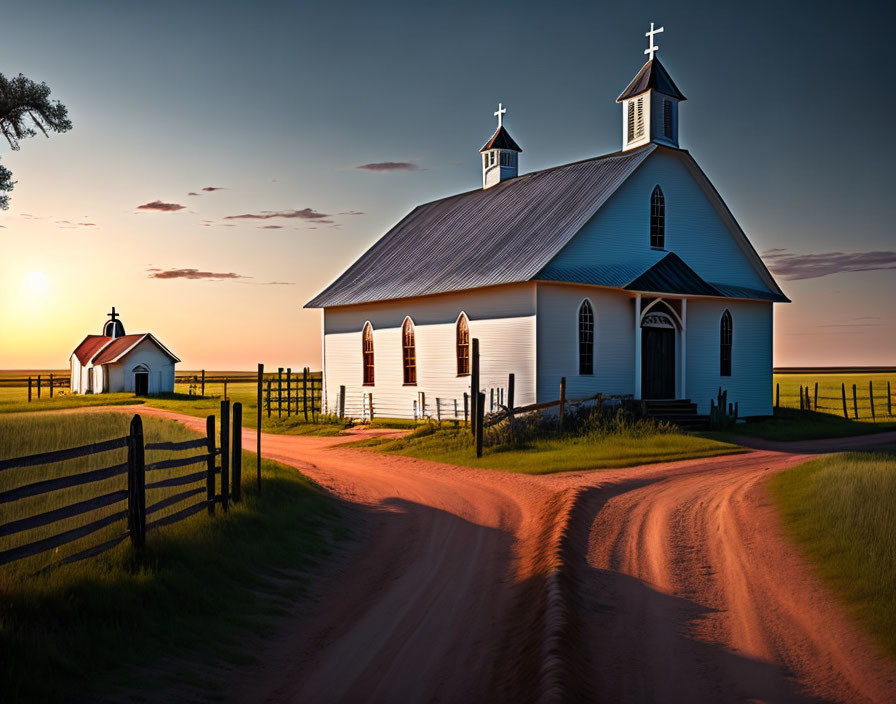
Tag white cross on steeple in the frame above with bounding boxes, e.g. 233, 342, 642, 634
494, 102, 506, 129
644, 22, 664, 61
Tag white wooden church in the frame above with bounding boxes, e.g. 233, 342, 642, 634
306, 26, 788, 419
70, 308, 179, 395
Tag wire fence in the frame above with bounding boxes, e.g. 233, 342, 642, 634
775, 379, 895, 422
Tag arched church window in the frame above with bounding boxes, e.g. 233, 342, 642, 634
362, 323, 374, 386
578, 300, 594, 375
650, 185, 665, 248
720, 310, 732, 377
456, 314, 470, 376
402, 318, 417, 385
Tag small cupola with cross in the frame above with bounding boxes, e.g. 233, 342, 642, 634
102, 306, 125, 338
480, 103, 522, 189
616, 23, 686, 151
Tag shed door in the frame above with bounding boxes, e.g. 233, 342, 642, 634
642, 327, 675, 399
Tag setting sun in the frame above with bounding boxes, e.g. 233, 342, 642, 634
22, 271, 50, 295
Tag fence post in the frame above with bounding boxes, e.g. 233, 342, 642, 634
28, 376, 32, 402
814, 382, 818, 411
888, 381, 893, 417
277, 368, 283, 418
312, 374, 318, 423
224, 379, 228, 401
471, 338, 480, 438
368, 392, 374, 420
302, 368, 309, 422
37, 375, 41, 399
464, 393, 469, 425
413, 399, 418, 421
853, 384, 858, 419
775, 382, 779, 409
127, 414, 146, 549
799, 385, 804, 411
420, 392, 426, 419
220, 401, 230, 511
436, 398, 441, 423
339, 385, 346, 419
869, 381, 875, 422
201, 370, 206, 397
256, 363, 263, 494
476, 391, 485, 458
507, 373, 515, 444
286, 368, 292, 417
49, 373, 54, 398
266, 380, 272, 418
232, 402, 242, 503
842, 383, 848, 419
559, 377, 567, 431
206, 414, 216, 515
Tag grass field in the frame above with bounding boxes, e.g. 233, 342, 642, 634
357, 419, 742, 474
770, 452, 896, 657
774, 372, 896, 422
0, 412, 341, 702
707, 408, 896, 443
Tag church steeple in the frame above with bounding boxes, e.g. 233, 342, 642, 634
616, 23, 686, 152
102, 307, 125, 338
480, 103, 522, 189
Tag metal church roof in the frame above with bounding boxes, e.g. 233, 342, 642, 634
624, 252, 720, 296
306, 145, 657, 308
616, 58, 686, 102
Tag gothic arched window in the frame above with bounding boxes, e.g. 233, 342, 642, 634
578, 300, 594, 375
650, 185, 665, 248
362, 322, 374, 386
456, 314, 470, 376
402, 318, 417, 385
720, 310, 732, 377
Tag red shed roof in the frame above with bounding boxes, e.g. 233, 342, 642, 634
91, 334, 147, 365
71, 335, 113, 365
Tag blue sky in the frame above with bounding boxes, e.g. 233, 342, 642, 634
1, 0, 894, 368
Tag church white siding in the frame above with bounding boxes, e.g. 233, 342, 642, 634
685, 299, 773, 417
323, 284, 537, 419
113, 339, 176, 394
535, 284, 635, 402
547, 150, 770, 292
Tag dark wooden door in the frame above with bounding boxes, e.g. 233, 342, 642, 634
642, 328, 675, 399
135, 372, 149, 396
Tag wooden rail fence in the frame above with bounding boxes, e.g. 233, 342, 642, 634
0, 401, 246, 570
774, 380, 895, 421
263, 367, 323, 421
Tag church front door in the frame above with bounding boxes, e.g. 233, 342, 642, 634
641, 325, 675, 399
134, 372, 149, 396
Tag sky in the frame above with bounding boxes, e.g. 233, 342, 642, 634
1, 0, 894, 370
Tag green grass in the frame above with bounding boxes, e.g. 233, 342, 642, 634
0, 412, 341, 702
707, 407, 896, 443
357, 422, 742, 474
774, 372, 896, 423
770, 452, 896, 657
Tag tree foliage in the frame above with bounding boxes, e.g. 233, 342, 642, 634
0, 72, 72, 209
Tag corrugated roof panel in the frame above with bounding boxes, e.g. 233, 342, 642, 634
306, 146, 656, 308
535, 254, 667, 288
709, 282, 790, 303
624, 252, 720, 296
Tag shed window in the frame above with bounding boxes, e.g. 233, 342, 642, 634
650, 185, 665, 248
456, 314, 470, 376
720, 310, 732, 377
578, 300, 594, 375
402, 318, 417, 385
362, 323, 374, 385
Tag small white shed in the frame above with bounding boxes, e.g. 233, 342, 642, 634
70, 309, 180, 395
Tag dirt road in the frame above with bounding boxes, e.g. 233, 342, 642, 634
116, 408, 896, 702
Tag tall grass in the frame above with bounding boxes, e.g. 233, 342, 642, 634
361, 407, 741, 474
0, 412, 341, 702
770, 452, 896, 656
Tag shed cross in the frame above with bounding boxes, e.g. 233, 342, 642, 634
494, 102, 506, 129
644, 22, 664, 61
107, 306, 119, 321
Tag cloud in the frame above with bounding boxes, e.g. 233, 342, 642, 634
137, 200, 185, 212
355, 161, 420, 172
262, 281, 294, 286
224, 208, 330, 221
258, 225, 283, 229
147, 268, 249, 281
763, 249, 896, 280
202, 186, 225, 191
79, 222, 95, 226
339, 210, 365, 216
188, 192, 201, 196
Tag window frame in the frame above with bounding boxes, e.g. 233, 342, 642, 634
578, 299, 595, 376
720, 309, 733, 377
456, 313, 470, 377
362, 322, 375, 386
650, 185, 665, 249
402, 317, 417, 386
